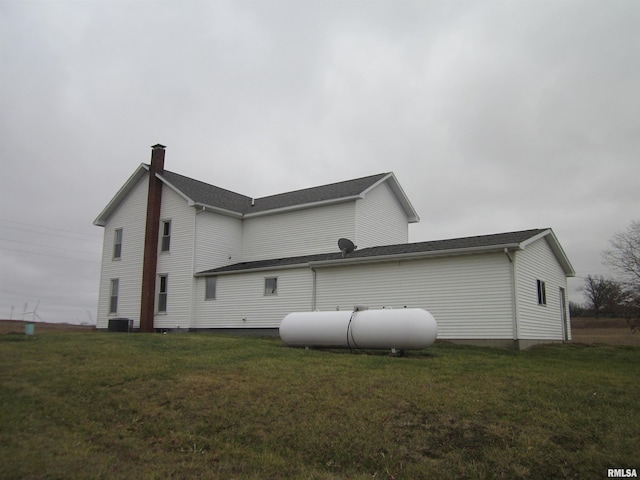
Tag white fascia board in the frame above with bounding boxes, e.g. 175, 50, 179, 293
93, 164, 148, 226
519, 229, 576, 277
360, 173, 420, 223
156, 174, 244, 218
242, 196, 360, 218
157, 174, 194, 204
191, 202, 244, 218
196, 243, 522, 276
518, 229, 551, 249
194, 263, 307, 277
309, 243, 522, 267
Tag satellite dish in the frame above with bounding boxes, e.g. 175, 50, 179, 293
338, 238, 357, 257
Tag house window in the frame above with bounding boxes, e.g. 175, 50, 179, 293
158, 275, 168, 312
109, 279, 119, 314
205, 276, 217, 300
537, 279, 547, 305
161, 220, 171, 252
113, 228, 123, 259
264, 277, 278, 296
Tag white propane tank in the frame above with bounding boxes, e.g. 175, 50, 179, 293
279, 308, 437, 350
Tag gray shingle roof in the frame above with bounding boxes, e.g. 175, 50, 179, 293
161, 170, 389, 215
196, 229, 548, 275
162, 170, 252, 213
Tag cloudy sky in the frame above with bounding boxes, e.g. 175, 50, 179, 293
1, 0, 638, 324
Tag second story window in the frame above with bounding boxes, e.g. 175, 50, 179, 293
113, 228, 122, 259
161, 220, 171, 252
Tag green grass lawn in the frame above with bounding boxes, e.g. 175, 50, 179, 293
1, 332, 638, 479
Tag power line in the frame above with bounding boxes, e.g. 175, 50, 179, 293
0, 236, 99, 256
0, 220, 102, 242
0, 246, 101, 264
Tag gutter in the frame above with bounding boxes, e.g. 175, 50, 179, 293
505, 248, 520, 340
190, 202, 244, 218
308, 243, 523, 268
242, 196, 361, 218
194, 262, 308, 277
194, 243, 524, 276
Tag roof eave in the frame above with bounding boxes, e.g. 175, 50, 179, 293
309, 243, 521, 268
195, 262, 308, 277
197, 243, 523, 275
519, 229, 576, 277
243, 196, 361, 218
191, 202, 244, 218
157, 173, 195, 204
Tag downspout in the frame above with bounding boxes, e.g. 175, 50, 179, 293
189, 206, 205, 330
311, 267, 317, 311
504, 248, 519, 341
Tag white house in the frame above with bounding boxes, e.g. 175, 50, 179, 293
94, 145, 575, 348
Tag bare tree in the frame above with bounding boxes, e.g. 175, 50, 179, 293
580, 275, 618, 318
603, 219, 640, 288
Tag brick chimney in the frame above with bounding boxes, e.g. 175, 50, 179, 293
140, 144, 166, 332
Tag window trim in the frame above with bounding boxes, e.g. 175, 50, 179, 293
537, 279, 547, 306
161, 220, 171, 252
205, 276, 217, 300
109, 278, 119, 314
113, 228, 123, 260
158, 274, 168, 313
264, 277, 278, 296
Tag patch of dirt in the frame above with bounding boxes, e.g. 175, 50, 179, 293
570, 317, 640, 346
0, 320, 95, 335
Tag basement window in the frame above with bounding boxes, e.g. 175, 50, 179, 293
205, 277, 217, 300
113, 228, 122, 259
109, 279, 119, 314
264, 277, 278, 296
161, 220, 171, 252
158, 275, 168, 312
537, 279, 547, 305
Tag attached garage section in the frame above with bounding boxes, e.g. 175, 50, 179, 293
313, 252, 515, 341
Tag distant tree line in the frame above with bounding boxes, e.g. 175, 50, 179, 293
570, 220, 640, 330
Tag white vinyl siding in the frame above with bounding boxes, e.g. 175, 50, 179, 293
96, 175, 149, 329
194, 211, 243, 272
515, 238, 570, 340
194, 268, 312, 328
314, 253, 514, 340
154, 186, 196, 329
242, 202, 356, 262
355, 181, 409, 248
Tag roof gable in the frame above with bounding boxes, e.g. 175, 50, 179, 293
163, 171, 403, 216
93, 164, 149, 226
95, 165, 419, 224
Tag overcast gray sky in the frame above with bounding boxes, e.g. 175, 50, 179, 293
1, 0, 638, 324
